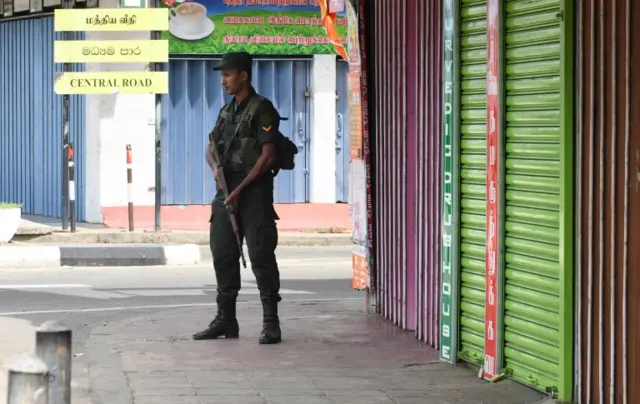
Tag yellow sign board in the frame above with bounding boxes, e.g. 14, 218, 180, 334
54, 40, 169, 63
54, 72, 168, 95
54, 9, 169, 32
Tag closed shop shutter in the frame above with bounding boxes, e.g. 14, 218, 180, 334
0, 17, 86, 220
162, 58, 311, 205
503, 0, 571, 395
457, 0, 487, 366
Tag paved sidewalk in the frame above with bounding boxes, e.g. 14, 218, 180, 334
82, 299, 547, 404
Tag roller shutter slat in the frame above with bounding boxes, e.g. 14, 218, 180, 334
504, 0, 563, 392
458, 0, 487, 366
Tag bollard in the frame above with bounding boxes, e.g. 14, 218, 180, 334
7, 353, 49, 404
67, 142, 76, 233
35, 321, 72, 404
126, 144, 134, 231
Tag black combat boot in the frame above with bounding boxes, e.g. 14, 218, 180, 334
193, 297, 239, 340
258, 298, 281, 344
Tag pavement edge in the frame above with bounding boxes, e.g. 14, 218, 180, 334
0, 246, 61, 268
0, 244, 202, 268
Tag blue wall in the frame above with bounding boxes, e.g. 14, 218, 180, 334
0, 16, 86, 220
161, 58, 312, 204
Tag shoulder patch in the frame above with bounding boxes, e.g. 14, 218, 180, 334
260, 112, 273, 128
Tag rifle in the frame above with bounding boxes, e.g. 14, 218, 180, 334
210, 138, 247, 269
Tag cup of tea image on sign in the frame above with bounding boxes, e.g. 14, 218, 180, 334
161, 0, 347, 55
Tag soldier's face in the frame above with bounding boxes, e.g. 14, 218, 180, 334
221, 69, 248, 95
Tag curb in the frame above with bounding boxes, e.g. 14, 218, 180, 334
0, 244, 201, 268
11, 232, 352, 246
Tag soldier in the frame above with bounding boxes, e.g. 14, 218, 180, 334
193, 52, 282, 345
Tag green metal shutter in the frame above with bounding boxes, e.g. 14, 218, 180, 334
503, 0, 572, 396
457, 0, 487, 366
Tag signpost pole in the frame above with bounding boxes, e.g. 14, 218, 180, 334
61, 0, 72, 230
152, 0, 162, 232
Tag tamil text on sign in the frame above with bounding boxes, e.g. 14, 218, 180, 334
54, 9, 169, 31
161, 0, 347, 55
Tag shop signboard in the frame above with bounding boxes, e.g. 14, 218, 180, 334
328, 0, 344, 13
346, 1, 362, 159
160, 0, 348, 55
440, 0, 457, 364
347, 71, 362, 159
350, 158, 367, 244
483, 0, 499, 380
352, 245, 367, 289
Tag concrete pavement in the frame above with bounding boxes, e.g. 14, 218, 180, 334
0, 300, 549, 404
82, 299, 546, 404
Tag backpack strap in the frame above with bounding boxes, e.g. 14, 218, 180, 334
211, 102, 233, 141
221, 95, 265, 162
240, 95, 265, 128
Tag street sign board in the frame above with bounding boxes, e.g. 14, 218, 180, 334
54, 8, 168, 31
54, 72, 168, 94
54, 40, 169, 63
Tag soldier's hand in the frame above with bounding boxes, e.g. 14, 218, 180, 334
214, 170, 222, 189
224, 188, 240, 211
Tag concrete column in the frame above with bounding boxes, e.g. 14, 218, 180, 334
309, 54, 337, 203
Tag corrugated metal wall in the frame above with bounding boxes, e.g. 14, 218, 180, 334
0, 16, 86, 220
576, 0, 640, 402
161, 58, 311, 205
372, 0, 442, 346
374, 0, 407, 327
414, 0, 442, 346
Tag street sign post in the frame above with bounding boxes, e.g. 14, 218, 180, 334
54, 5, 169, 231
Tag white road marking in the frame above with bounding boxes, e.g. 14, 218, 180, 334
0, 284, 90, 289
0, 282, 316, 299
0, 297, 363, 316
238, 289, 314, 295
115, 289, 208, 297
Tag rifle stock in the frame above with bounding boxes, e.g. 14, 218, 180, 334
210, 140, 247, 269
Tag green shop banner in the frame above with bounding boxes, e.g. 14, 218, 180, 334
161, 0, 348, 55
